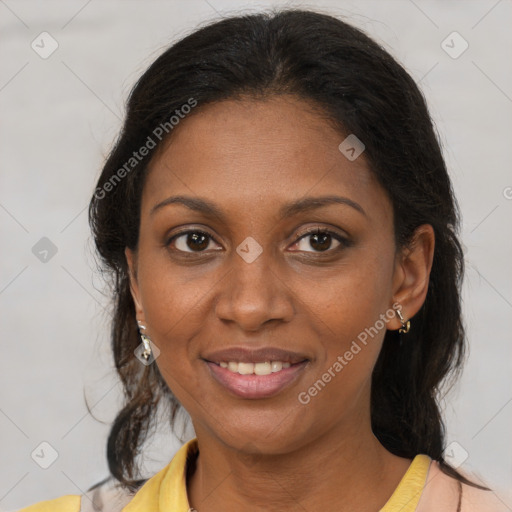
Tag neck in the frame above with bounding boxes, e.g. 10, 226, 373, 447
187, 415, 412, 512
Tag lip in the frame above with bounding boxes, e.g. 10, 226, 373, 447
205, 360, 309, 399
202, 346, 309, 365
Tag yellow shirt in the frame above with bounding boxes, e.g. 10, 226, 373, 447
17, 437, 488, 512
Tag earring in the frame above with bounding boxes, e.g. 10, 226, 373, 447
137, 320, 152, 361
395, 307, 411, 334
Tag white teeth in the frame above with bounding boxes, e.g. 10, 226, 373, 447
238, 362, 254, 375
254, 362, 272, 375
271, 361, 282, 372
219, 361, 294, 375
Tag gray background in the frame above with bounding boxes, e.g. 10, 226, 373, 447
0, 0, 511, 510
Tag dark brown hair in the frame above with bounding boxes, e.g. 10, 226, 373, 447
88, 8, 486, 492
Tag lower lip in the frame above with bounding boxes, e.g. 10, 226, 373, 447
205, 361, 308, 399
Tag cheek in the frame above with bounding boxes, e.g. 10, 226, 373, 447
134, 257, 198, 382
308, 252, 392, 381
311, 257, 390, 336
134, 250, 223, 401
139, 268, 203, 406
297, 286, 388, 421
136, 242, 208, 335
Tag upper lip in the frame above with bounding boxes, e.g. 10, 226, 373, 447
203, 346, 309, 365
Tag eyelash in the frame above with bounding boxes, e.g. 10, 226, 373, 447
165, 227, 350, 255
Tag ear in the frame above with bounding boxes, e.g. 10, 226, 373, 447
125, 247, 145, 321
388, 224, 435, 331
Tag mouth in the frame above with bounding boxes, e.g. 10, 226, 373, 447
203, 359, 309, 399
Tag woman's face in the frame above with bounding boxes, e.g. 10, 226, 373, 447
126, 96, 430, 454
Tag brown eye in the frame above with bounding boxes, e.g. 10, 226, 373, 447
167, 230, 220, 253
292, 228, 348, 253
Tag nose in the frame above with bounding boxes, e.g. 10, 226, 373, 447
214, 247, 295, 331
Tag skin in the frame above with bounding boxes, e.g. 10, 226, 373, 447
126, 95, 435, 512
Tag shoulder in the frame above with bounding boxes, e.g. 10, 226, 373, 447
416, 460, 509, 512
16, 476, 138, 512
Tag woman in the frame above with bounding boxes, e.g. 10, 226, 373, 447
19, 8, 506, 512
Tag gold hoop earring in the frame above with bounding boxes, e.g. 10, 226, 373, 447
395, 308, 411, 334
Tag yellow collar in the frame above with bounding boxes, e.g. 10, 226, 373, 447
380, 453, 431, 511
123, 438, 198, 511
122, 438, 430, 512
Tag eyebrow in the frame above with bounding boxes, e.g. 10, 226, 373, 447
150, 194, 367, 221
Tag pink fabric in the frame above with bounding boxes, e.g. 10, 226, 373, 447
416, 460, 509, 511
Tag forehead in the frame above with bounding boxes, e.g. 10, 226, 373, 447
143, 96, 392, 227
